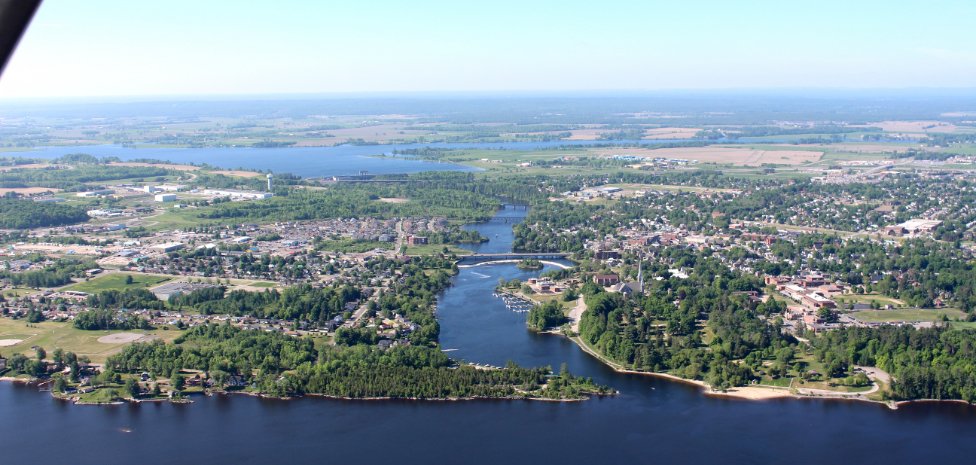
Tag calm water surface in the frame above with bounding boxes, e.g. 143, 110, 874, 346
14, 137, 860, 178
2, 205, 974, 465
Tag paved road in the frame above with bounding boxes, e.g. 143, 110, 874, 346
394, 220, 404, 253
568, 296, 586, 333
344, 287, 381, 327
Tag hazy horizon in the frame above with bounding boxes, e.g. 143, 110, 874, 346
2, 87, 976, 105
1, 0, 974, 98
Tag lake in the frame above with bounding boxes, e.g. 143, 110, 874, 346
12, 137, 820, 178
2, 205, 975, 465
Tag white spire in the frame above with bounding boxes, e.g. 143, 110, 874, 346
637, 254, 644, 294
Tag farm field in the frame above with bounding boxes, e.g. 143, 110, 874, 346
834, 293, 906, 307
849, 308, 966, 323
590, 146, 824, 166
64, 273, 172, 293
0, 318, 183, 363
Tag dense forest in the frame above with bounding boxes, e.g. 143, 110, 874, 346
198, 179, 500, 223
576, 249, 794, 390
812, 326, 976, 402
0, 198, 89, 229
107, 323, 609, 399
773, 236, 976, 310
527, 300, 567, 331
73, 308, 151, 331
90, 252, 610, 400
1, 259, 95, 287
0, 162, 173, 191
86, 288, 165, 311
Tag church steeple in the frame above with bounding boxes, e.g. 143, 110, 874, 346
637, 254, 644, 294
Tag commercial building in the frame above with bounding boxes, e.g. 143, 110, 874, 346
76, 189, 114, 198
152, 242, 185, 253
203, 189, 273, 200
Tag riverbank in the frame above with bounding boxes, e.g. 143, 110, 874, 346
561, 333, 928, 410
1, 374, 607, 406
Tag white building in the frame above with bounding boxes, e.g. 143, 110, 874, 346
76, 189, 114, 198
152, 242, 185, 253
154, 193, 177, 202
86, 209, 123, 218
203, 189, 273, 200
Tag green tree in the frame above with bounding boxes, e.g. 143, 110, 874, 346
170, 369, 184, 391
124, 378, 140, 398
53, 375, 68, 393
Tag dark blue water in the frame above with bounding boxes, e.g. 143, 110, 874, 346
16, 144, 477, 178
6, 136, 866, 178
2, 205, 974, 465
14, 136, 920, 178
459, 204, 529, 254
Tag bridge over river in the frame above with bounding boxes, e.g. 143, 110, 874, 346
457, 252, 573, 266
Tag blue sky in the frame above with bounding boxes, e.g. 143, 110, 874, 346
1, 0, 974, 97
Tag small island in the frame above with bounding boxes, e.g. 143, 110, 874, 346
516, 258, 544, 271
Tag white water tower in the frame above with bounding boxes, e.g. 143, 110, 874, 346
266, 173, 273, 191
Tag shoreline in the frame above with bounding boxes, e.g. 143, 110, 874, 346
0, 376, 602, 405
560, 332, 964, 411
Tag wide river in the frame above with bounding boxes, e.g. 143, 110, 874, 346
12, 136, 910, 178
2, 205, 974, 465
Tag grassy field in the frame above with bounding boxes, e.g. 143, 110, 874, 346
1, 287, 39, 298
820, 151, 893, 162
65, 273, 172, 293
405, 244, 473, 256
757, 376, 792, 388
0, 318, 183, 363
835, 293, 906, 307
522, 292, 573, 311
851, 308, 966, 323
316, 239, 392, 254
797, 380, 873, 393
249, 281, 277, 288
604, 182, 741, 194
139, 204, 260, 231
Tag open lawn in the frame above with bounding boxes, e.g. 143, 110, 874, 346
316, 239, 392, 254
2, 288, 39, 298
109, 161, 199, 171
0, 318, 183, 363
835, 293, 905, 307
820, 151, 894, 163
858, 120, 964, 134
0, 187, 62, 195
591, 146, 824, 166
522, 292, 573, 311
65, 273, 172, 293
139, 207, 244, 231
796, 380, 873, 393
604, 182, 741, 195
758, 376, 793, 388
851, 308, 966, 323
210, 170, 264, 178
405, 244, 473, 256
